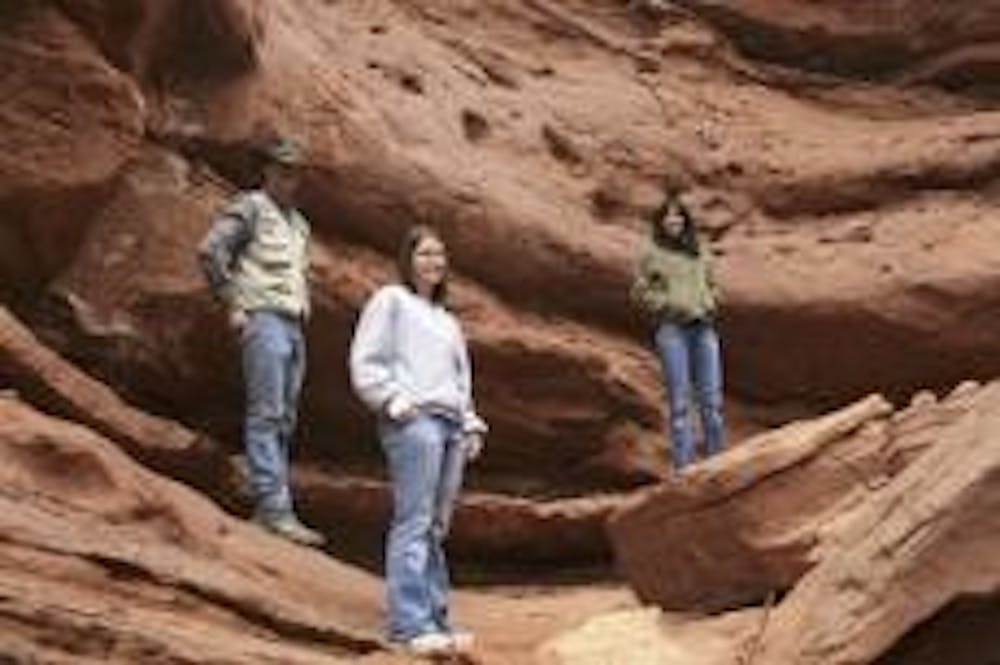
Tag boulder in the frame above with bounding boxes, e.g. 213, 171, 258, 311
755, 382, 1000, 665
0, 395, 383, 664
608, 387, 986, 611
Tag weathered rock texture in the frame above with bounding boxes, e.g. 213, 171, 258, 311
0, 391, 638, 664
2, 0, 999, 505
0, 303, 625, 564
754, 381, 1000, 665
555, 382, 1000, 665
4, 0, 999, 662
296, 470, 624, 567
0, 304, 221, 484
671, 0, 1000, 90
0, 395, 383, 664
608, 383, 986, 611
610, 393, 889, 610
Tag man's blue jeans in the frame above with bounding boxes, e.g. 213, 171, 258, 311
242, 310, 306, 517
379, 414, 466, 641
654, 319, 725, 469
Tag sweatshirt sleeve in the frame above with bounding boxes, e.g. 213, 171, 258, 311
349, 287, 405, 413
197, 193, 256, 307
455, 325, 488, 435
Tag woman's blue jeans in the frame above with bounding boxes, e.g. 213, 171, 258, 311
653, 319, 725, 469
379, 413, 466, 641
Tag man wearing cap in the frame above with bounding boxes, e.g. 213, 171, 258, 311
199, 138, 325, 547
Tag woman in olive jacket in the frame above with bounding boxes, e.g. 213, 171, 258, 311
631, 188, 724, 469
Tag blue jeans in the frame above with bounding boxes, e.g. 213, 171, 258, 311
242, 310, 306, 517
380, 414, 466, 641
654, 320, 725, 469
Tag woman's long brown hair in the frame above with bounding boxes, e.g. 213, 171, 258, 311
649, 191, 700, 256
397, 224, 449, 304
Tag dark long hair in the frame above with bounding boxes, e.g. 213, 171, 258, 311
398, 224, 449, 304
649, 191, 700, 256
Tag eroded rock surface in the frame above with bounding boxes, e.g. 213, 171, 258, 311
0, 396, 382, 664
2, 0, 998, 502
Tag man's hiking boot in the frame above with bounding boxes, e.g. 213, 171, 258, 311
253, 512, 326, 547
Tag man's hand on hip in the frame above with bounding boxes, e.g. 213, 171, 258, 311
229, 309, 249, 334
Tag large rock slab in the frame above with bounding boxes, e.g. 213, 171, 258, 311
608, 385, 985, 611
296, 469, 626, 566
0, 395, 383, 664
0, 304, 220, 484
755, 381, 1000, 665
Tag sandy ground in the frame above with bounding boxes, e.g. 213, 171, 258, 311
353, 579, 763, 665
355, 583, 639, 664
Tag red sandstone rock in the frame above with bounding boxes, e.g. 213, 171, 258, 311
755, 381, 1000, 665
608, 387, 988, 611
3, 1, 999, 661
3, 0, 999, 501
544, 382, 999, 665
1, 0, 998, 564
0, 304, 220, 484
296, 468, 626, 566
0, 396, 382, 664
0, 5, 142, 289
674, 0, 1000, 85
0, 301, 623, 566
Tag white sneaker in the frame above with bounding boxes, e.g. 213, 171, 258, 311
449, 630, 475, 654
405, 632, 453, 657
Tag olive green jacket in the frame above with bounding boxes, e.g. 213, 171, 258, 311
630, 239, 718, 322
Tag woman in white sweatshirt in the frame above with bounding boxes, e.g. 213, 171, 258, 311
349, 225, 486, 657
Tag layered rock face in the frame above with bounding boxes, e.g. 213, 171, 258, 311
608, 383, 988, 611
670, 0, 1000, 88
1, 1, 999, 662
557, 381, 1000, 665
753, 382, 1000, 665
0, 302, 624, 567
3, 0, 999, 501
0, 395, 383, 664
